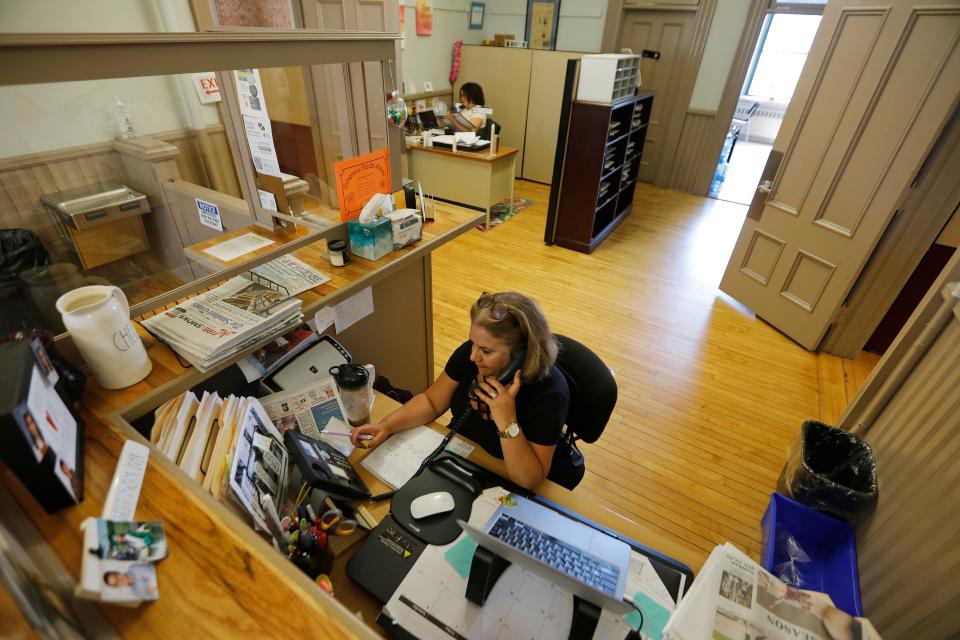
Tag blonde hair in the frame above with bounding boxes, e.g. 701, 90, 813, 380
470, 291, 558, 382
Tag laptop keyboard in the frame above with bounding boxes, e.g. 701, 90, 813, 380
488, 514, 620, 595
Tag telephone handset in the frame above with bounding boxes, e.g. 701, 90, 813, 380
468, 347, 526, 401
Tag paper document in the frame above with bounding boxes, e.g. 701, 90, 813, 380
333, 287, 374, 333
360, 426, 444, 489
203, 233, 275, 262
249, 254, 331, 295
243, 115, 282, 177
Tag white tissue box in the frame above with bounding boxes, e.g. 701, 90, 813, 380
385, 209, 423, 250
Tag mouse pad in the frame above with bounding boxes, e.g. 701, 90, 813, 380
391, 463, 477, 546
346, 516, 427, 603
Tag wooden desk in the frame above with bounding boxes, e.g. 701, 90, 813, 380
406, 144, 518, 228
330, 394, 697, 634
0, 201, 690, 638
0, 203, 482, 639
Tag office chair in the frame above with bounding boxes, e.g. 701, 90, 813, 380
727, 102, 760, 163
547, 334, 618, 489
480, 117, 502, 141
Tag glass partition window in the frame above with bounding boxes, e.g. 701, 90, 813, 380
0, 57, 392, 338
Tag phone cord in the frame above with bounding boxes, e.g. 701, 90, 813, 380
369, 407, 475, 502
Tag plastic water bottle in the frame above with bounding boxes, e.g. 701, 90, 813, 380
115, 96, 137, 139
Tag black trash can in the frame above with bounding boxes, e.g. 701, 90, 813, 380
778, 420, 878, 522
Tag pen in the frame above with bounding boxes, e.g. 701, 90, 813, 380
324, 432, 374, 441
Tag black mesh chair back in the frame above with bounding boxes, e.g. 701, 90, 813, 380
481, 117, 501, 141
553, 334, 617, 444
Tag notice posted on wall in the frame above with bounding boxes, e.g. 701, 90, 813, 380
334, 148, 391, 221
196, 198, 223, 231
243, 115, 282, 177
234, 68, 268, 118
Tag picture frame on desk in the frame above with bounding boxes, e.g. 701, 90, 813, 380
468, 2, 485, 30
525, 0, 560, 51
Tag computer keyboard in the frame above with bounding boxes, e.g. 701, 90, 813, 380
488, 514, 620, 595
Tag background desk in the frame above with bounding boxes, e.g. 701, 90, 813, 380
406, 144, 518, 229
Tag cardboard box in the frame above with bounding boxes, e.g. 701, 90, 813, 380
348, 218, 393, 261
385, 209, 423, 250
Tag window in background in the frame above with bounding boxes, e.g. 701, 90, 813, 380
743, 14, 822, 102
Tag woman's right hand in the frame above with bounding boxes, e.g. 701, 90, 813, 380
351, 421, 391, 449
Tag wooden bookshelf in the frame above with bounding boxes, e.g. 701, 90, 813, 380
552, 91, 654, 253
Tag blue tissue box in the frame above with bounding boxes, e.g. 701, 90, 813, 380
348, 218, 393, 261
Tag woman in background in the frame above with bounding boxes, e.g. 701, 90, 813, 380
458, 82, 487, 130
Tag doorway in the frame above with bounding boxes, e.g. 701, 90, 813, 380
709, 13, 821, 205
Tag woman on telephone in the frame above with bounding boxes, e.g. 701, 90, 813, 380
350, 291, 569, 490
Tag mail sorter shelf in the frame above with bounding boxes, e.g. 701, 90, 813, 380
551, 92, 654, 254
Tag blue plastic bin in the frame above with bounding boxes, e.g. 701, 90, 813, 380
760, 493, 863, 617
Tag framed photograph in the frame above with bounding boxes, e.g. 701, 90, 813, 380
469, 2, 485, 30
525, 0, 561, 50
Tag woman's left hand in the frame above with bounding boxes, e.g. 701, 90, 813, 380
476, 370, 522, 429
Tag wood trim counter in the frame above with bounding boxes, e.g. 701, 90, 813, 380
0, 202, 483, 639
404, 144, 518, 163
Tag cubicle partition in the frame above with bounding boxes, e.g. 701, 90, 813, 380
454, 45, 582, 184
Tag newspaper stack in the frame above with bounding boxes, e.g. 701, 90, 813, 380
663, 543, 880, 640
141, 277, 303, 372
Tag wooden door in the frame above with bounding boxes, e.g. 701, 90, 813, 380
617, 10, 695, 185
719, 1, 960, 350
301, 0, 398, 201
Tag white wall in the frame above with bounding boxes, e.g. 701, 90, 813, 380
688, 0, 751, 112
401, 0, 607, 93
0, 0, 225, 158
401, 0, 486, 94
556, 0, 607, 53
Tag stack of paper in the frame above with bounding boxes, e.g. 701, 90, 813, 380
141, 277, 303, 371
359, 426, 444, 489
249, 254, 330, 296
150, 392, 288, 532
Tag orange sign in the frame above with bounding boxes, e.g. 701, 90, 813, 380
334, 148, 392, 221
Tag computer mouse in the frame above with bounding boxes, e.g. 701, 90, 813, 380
410, 491, 456, 519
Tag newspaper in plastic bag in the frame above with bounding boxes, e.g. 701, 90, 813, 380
663, 543, 881, 640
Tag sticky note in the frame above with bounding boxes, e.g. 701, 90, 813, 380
444, 536, 478, 579
625, 592, 671, 640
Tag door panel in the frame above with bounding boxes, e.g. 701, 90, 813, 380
720, 2, 960, 350
618, 10, 695, 184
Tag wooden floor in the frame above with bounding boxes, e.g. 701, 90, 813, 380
430, 179, 879, 572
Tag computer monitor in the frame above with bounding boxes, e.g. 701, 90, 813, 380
418, 109, 441, 130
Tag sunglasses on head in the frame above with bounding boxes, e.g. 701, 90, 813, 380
476, 292, 511, 321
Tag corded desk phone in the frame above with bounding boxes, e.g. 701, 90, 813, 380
284, 431, 370, 501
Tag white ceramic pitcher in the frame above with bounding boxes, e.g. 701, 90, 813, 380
55, 285, 152, 389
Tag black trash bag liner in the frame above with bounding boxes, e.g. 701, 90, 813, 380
778, 420, 878, 522
0, 229, 51, 289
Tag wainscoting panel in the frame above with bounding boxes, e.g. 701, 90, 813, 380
667, 110, 717, 195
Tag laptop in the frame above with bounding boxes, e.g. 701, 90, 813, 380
458, 495, 634, 615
